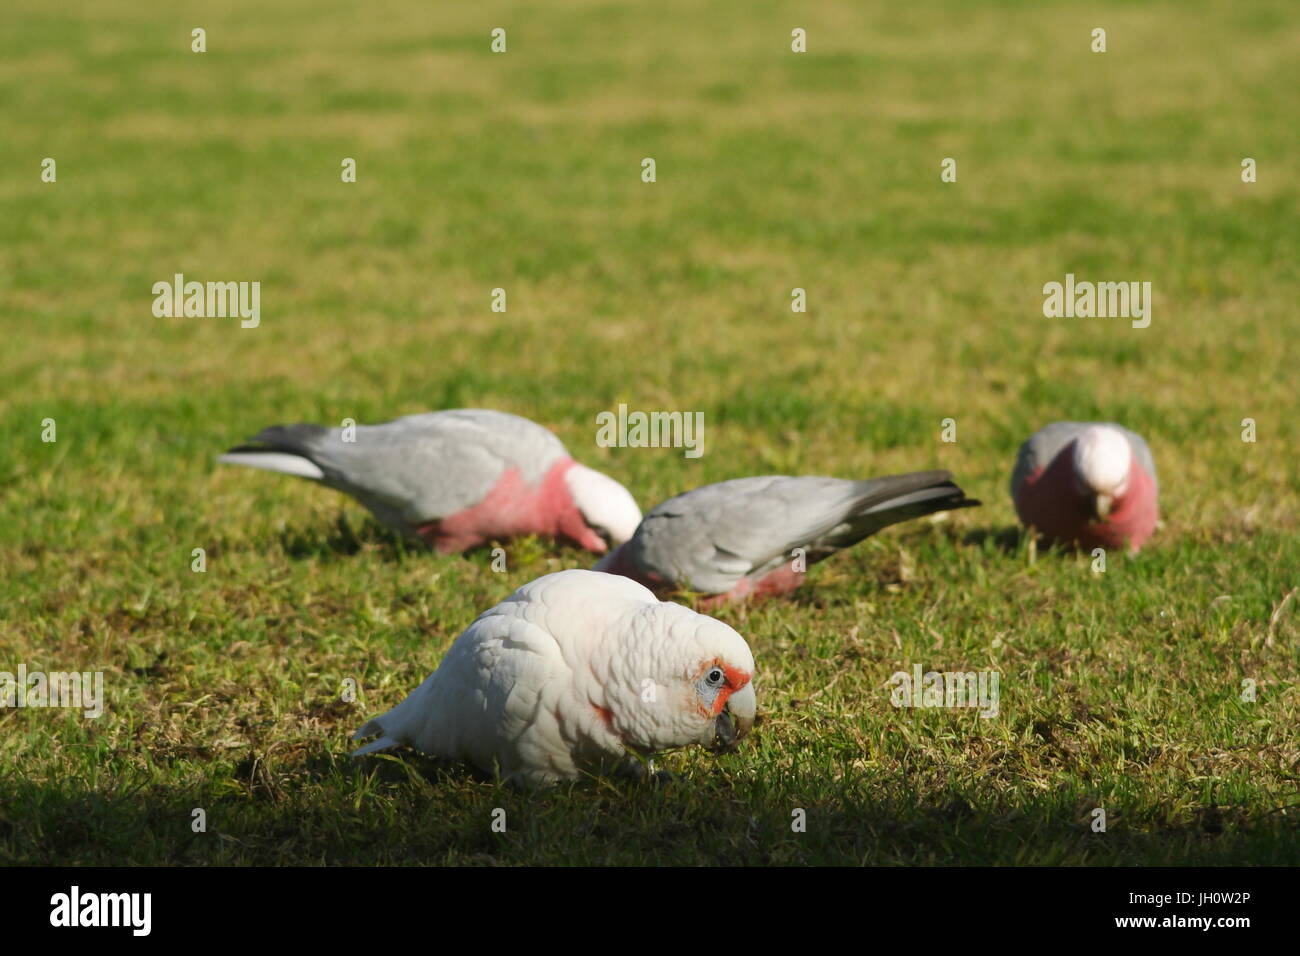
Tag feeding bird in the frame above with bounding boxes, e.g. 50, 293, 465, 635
351, 569, 757, 787
595, 471, 979, 607
1011, 421, 1158, 553
218, 409, 641, 553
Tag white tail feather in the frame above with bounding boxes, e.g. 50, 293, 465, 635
352, 717, 401, 757
218, 452, 325, 480
351, 736, 401, 757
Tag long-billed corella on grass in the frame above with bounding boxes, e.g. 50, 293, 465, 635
351, 569, 756, 787
595, 471, 980, 607
1011, 421, 1158, 553
217, 409, 642, 554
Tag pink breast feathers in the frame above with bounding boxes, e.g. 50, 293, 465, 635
699, 561, 807, 610
415, 457, 604, 553
599, 545, 807, 608
1016, 451, 1158, 553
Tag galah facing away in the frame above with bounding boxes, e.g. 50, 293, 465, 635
595, 472, 979, 607
218, 409, 642, 554
1011, 421, 1158, 553
352, 569, 757, 787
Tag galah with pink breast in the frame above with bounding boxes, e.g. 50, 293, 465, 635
218, 409, 641, 554
595, 472, 979, 607
1011, 421, 1158, 553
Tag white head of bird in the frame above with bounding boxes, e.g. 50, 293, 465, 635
1071, 425, 1132, 518
604, 600, 757, 755
565, 463, 643, 549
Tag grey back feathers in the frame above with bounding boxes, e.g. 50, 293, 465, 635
625, 472, 978, 594
219, 409, 570, 530
1011, 421, 1157, 498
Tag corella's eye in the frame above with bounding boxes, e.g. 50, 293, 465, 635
706, 667, 725, 687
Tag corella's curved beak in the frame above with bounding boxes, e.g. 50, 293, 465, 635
1089, 494, 1114, 522
711, 683, 756, 752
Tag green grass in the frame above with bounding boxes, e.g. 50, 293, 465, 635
1, 0, 1297, 865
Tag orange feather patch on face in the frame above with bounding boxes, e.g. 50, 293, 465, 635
698, 661, 753, 716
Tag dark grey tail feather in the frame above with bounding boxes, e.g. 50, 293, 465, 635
226, 423, 329, 458
860, 482, 980, 520
836, 471, 980, 544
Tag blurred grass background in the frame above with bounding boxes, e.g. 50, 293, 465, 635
0, 0, 1297, 864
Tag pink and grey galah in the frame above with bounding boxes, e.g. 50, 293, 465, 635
351, 569, 757, 787
1011, 421, 1158, 553
594, 472, 979, 607
218, 409, 642, 554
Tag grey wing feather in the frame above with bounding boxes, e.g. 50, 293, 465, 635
1121, 427, 1158, 489
629, 479, 779, 593
233, 409, 569, 525
630, 473, 976, 594
1010, 422, 1083, 498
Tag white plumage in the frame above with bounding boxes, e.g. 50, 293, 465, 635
1070, 424, 1132, 497
353, 569, 757, 787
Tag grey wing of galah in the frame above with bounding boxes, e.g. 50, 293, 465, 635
626, 477, 842, 593
628, 473, 975, 594
1010, 422, 1083, 499
1011, 421, 1157, 498
1121, 427, 1158, 489
245, 410, 569, 526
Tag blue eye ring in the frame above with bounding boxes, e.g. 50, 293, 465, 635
706, 667, 725, 687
